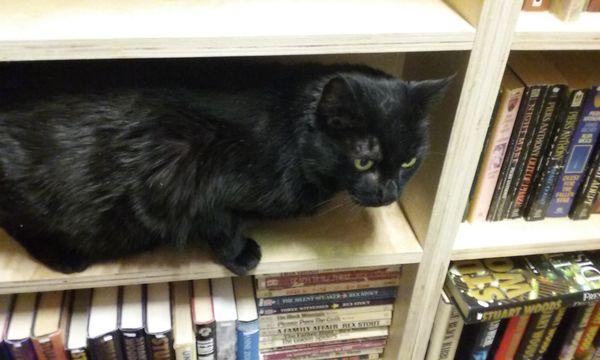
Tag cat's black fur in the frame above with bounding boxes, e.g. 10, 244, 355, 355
0, 60, 450, 275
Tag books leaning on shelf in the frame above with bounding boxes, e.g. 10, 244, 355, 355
255, 265, 400, 360
431, 250, 600, 359
466, 52, 600, 223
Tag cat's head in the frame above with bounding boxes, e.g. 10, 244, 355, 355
305, 71, 451, 207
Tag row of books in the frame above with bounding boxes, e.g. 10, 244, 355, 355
430, 250, 600, 359
255, 265, 401, 360
0, 277, 259, 360
522, 0, 600, 21
467, 52, 600, 223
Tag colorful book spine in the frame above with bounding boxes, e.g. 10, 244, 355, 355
258, 287, 397, 308
510, 85, 566, 218
547, 86, 600, 217
494, 315, 530, 360
254, 278, 400, 298
467, 78, 524, 222
514, 310, 555, 359
261, 318, 391, 337
525, 89, 587, 220
148, 335, 174, 360
256, 267, 400, 290
570, 142, 600, 219
236, 320, 259, 360
559, 305, 597, 360
258, 297, 394, 316
574, 303, 600, 359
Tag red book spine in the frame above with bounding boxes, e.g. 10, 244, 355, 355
494, 315, 530, 360
257, 268, 400, 290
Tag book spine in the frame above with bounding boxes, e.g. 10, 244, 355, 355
426, 297, 452, 360
494, 86, 545, 220
88, 332, 124, 360
195, 322, 216, 360
215, 320, 236, 360
258, 287, 397, 308
268, 348, 383, 360
260, 339, 387, 360
559, 304, 597, 360
523, 0, 550, 10
514, 311, 555, 359
535, 307, 567, 359
462, 287, 600, 324
259, 327, 388, 350
503, 85, 548, 219
488, 87, 533, 221
261, 318, 391, 336
512, 85, 566, 218
122, 329, 149, 360
147, 333, 175, 360
468, 86, 523, 222
574, 304, 600, 359
439, 305, 464, 360
547, 86, 600, 217
68, 349, 89, 360
525, 89, 586, 220
255, 266, 400, 279
258, 298, 394, 316
469, 320, 501, 359
260, 338, 387, 355
6, 339, 37, 360
255, 278, 400, 298
236, 320, 259, 360
256, 269, 400, 290
259, 309, 392, 329
570, 142, 600, 219
33, 334, 68, 360
494, 315, 530, 360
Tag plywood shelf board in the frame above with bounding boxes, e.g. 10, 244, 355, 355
453, 216, 600, 260
0, 0, 475, 61
513, 11, 600, 50
0, 200, 421, 294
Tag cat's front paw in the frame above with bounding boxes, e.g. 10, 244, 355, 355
43, 257, 91, 274
222, 238, 262, 276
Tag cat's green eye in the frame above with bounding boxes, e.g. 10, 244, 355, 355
354, 159, 374, 171
401, 157, 417, 169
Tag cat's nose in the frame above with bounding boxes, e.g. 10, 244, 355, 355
378, 181, 398, 204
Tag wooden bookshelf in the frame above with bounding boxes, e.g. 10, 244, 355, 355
0, 200, 421, 294
0, 0, 475, 61
453, 216, 600, 260
1, 1, 600, 359
513, 11, 600, 50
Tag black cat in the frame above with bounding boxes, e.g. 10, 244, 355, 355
0, 60, 450, 275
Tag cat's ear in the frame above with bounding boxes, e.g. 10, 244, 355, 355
406, 75, 455, 115
317, 77, 361, 129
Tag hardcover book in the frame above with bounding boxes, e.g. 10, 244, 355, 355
536, 307, 566, 358
513, 310, 555, 359
455, 320, 501, 360
547, 86, 600, 217
119, 285, 148, 360
87, 287, 123, 360
233, 277, 259, 360
467, 68, 525, 222
66, 290, 91, 360
211, 278, 237, 360
146, 283, 174, 360
172, 282, 196, 360
5, 293, 37, 360
445, 253, 600, 323
32, 291, 70, 360
192, 280, 216, 360
493, 315, 530, 360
